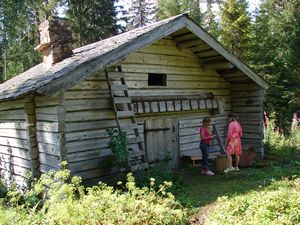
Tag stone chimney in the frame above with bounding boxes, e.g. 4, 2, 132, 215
35, 17, 73, 67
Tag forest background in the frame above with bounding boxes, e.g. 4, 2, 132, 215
0, 0, 299, 129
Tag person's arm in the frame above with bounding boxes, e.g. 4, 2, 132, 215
239, 123, 243, 138
226, 123, 234, 143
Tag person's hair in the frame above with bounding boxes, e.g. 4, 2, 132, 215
228, 112, 239, 122
228, 112, 236, 119
203, 117, 211, 125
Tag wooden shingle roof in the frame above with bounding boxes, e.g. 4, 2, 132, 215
0, 14, 268, 101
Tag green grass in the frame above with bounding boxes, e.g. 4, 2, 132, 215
175, 124, 300, 209
174, 124, 300, 224
175, 156, 300, 208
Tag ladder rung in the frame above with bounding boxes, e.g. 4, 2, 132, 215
129, 150, 146, 157
107, 72, 124, 79
111, 84, 128, 91
120, 123, 139, 131
130, 163, 149, 171
113, 97, 131, 104
116, 110, 134, 118
128, 136, 142, 144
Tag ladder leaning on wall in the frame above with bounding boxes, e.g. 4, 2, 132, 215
105, 66, 148, 171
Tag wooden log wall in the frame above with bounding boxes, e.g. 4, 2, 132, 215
0, 98, 32, 188
179, 113, 227, 156
231, 83, 265, 158
121, 38, 231, 155
24, 96, 40, 178
63, 72, 146, 184
34, 95, 62, 173
58, 38, 232, 183
131, 95, 220, 115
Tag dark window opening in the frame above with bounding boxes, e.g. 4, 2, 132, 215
148, 73, 167, 86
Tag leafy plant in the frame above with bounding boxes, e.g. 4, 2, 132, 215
135, 165, 184, 196
264, 117, 300, 161
106, 128, 129, 167
205, 178, 300, 225
0, 166, 188, 224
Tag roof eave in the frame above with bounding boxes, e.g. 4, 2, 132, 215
182, 17, 269, 90
36, 16, 187, 96
38, 14, 269, 96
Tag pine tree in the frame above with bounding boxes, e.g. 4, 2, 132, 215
66, 0, 120, 47
156, 0, 205, 25
0, 0, 43, 81
252, 0, 300, 128
156, 0, 186, 20
220, 0, 253, 60
204, 7, 221, 39
126, 0, 157, 29
188, 0, 205, 25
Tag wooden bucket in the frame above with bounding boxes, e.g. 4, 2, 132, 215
216, 154, 227, 173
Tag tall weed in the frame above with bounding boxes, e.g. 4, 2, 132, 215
264, 118, 300, 159
205, 178, 300, 225
0, 166, 187, 225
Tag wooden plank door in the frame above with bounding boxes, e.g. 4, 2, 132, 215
145, 118, 179, 168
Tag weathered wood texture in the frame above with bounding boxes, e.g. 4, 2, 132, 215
0, 98, 32, 188
179, 114, 227, 156
145, 118, 179, 168
231, 83, 265, 158
24, 96, 40, 178
121, 39, 231, 159
34, 95, 62, 173
122, 40, 231, 103
61, 39, 232, 181
131, 95, 221, 115
63, 73, 145, 180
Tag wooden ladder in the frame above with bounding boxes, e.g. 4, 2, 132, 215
105, 66, 148, 171
213, 124, 226, 154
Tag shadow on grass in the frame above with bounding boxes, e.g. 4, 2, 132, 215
175, 156, 300, 209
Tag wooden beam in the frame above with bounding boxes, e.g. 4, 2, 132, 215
131, 94, 213, 102
24, 95, 40, 178
206, 61, 234, 70
172, 32, 196, 42
196, 50, 220, 58
57, 94, 67, 168
37, 17, 186, 96
192, 45, 212, 53
176, 39, 205, 48
201, 56, 225, 63
183, 17, 269, 89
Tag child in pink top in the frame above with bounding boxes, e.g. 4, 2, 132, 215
224, 112, 243, 173
199, 117, 214, 176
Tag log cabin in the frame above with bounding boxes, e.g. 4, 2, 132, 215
0, 15, 269, 187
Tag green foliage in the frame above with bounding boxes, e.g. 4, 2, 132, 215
156, 0, 205, 25
66, 0, 120, 47
205, 178, 300, 225
107, 128, 129, 168
0, 0, 41, 81
126, 0, 157, 29
220, 0, 253, 60
204, 9, 221, 40
135, 165, 184, 196
0, 180, 7, 198
0, 167, 187, 224
253, 0, 300, 128
264, 116, 300, 160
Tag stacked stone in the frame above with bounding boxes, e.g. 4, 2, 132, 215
35, 17, 73, 67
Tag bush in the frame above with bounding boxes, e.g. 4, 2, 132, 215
0, 167, 187, 225
205, 178, 300, 225
264, 118, 300, 159
107, 128, 129, 168
135, 165, 183, 196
